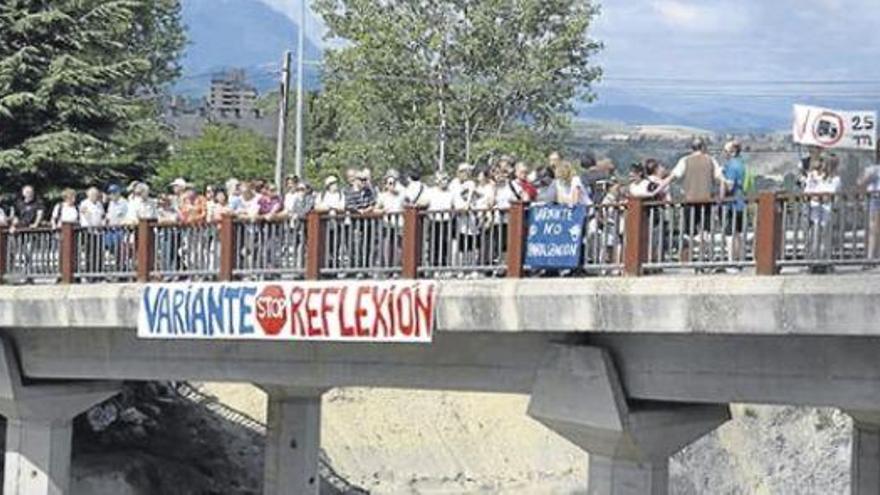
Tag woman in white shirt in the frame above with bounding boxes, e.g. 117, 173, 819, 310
51, 189, 79, 229
804, 155, 841, 263
555, 161, 592, 208
373, 177, 406, 266
79, 187, 105, 228
424, 173, 455, 269
315, 176, 345, 213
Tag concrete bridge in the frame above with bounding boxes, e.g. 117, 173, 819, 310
0, 274, 879, 494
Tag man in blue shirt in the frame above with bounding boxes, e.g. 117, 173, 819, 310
723, 141, 747, 267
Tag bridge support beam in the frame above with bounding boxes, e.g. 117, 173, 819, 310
848, 411, 880, 495
259, 387, 325, 495
527, 344, 730, 495
0, 336, 119, 495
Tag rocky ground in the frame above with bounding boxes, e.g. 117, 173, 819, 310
3, 383, 853, 494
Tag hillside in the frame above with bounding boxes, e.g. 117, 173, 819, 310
178, 0, 323, 95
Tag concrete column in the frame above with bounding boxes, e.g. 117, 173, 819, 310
0, 336, 119, 495
528, 344, 730, 495
848, 412, 880, 495
588, 455, 668, 495
4, 419, 73, 495
260, 388, 324, 495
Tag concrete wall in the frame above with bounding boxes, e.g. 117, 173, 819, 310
0, 274, 878, 336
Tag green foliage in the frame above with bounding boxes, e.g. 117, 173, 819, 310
154, 125, 275, 190
0, 0, 185, 193
312, 0, 602, 175
470, 127, 567, 168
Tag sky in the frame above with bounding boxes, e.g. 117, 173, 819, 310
255, 0, 880, 121
588, 0, 880, 113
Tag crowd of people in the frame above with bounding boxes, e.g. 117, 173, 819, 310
0, 138, 749, 231
1, 136, 878, 278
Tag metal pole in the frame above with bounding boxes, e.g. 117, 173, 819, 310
274, 51, 292, 190
293, 0, 307, 179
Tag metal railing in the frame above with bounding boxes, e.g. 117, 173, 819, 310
320, 212, 403, 277
75, 226, 138, 281
584, 201, 627, 274
3, 228, 59, 283
418, 209, 509, 277
233, 219, 306, 279
1, 193, 878, 285
643, 198, 758, 271
778, 193, 880, 269
152, 223, 220, 279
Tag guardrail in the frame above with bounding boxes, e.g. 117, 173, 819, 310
642, 197, 758, 271
0, 192, 877, 285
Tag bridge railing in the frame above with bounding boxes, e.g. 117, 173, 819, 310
777, 193, 880, 270
583, 201, 627, 274
641, 197, 759, 271
418, 209, 510, 278
320, 212, 403, 278
75, 225, 138, 282
0, 227, 60, 283
233, 218, 306, 280
0, 192, 878, 284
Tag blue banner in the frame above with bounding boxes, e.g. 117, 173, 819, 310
525, 204, 587, 269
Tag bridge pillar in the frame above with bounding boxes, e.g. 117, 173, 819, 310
0, 336, 119, 495
848, 411, 880, 495
259, 387, 325, 495
527, 344, 730, 495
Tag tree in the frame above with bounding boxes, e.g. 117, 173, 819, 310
154, 125, 275, 190
312, 0, 602, 176
0, 0, 185, 193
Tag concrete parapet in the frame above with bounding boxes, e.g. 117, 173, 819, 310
528, 345, 730, 494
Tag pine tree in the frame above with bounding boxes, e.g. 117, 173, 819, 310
0, 0, 184, 193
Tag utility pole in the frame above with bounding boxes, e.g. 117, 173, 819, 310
274, 51, 292, 190
438, 75, 447, 173
293, 0, 307, 179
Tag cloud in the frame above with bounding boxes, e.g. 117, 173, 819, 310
650, 0, 747, 33
256, 0, 327, 46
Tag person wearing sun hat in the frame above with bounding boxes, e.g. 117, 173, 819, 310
316, 175, 345, 212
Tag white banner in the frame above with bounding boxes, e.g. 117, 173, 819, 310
138, 281, 437, 343
793, 104, 877, 150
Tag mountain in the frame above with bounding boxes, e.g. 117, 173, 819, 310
577, 104, 679, 126
577, 102, 787, 133
177, 0, 323, 96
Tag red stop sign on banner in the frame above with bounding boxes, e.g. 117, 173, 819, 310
255, 285, 287, 336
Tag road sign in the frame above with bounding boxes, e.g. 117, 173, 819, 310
793, 104, 877, 151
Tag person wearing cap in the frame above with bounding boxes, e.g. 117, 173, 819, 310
289, 181, 315, 219
105, 184, 129, 226
344, 169, 376, 213
169, 177, 188, 212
